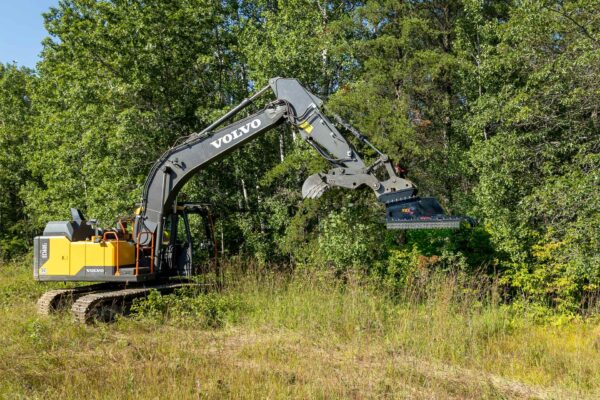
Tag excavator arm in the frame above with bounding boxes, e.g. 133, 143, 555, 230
135, 77, 470, 269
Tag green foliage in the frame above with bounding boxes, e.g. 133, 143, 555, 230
0, 64, 35, 259
460, 0, 600, 311
277, 198, 323, 264
238, 0, 359, 95
376, 247, 421, 295
131, 287, 245, 327
0, 236, 28, 261
317, 203, 385, 270
327, 0, 474, 210
0, 0, 598, 314
25, 0, 250, 226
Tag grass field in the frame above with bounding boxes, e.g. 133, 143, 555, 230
1, 260, 600, 399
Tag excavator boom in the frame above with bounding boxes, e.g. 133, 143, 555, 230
136, 77, 469, 264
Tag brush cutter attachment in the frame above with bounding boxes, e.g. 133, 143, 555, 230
381, 194, 474, 230
302, 163, 473, 230
302, 170, 473, 230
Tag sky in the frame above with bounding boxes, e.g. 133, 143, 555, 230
0, 0, 58, 69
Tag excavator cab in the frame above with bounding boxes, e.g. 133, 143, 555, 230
163, 203, 217, 277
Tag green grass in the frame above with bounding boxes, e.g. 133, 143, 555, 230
1, 260, 600, 399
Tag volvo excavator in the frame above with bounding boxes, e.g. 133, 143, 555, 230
33, 78, 471, 323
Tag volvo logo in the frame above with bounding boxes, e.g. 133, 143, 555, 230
210, 119, 262, 149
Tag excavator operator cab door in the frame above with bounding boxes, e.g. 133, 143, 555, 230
165, 211, 193, 276
164, 203, 216, 277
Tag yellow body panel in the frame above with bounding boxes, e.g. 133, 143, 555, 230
69, 241, 87, 275
40, 237, 136, 277
85, 240, 105, 268
104, 241, 136, 267
41, 237, 72, 275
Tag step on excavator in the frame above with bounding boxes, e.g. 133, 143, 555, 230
33, 78, 472, 323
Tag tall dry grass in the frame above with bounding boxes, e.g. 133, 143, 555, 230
1, 260, 599, 399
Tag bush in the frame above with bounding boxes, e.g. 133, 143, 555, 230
317, 205, 385, 271
375, 247, 420, 296
130, 288, 246, 328
0, 236, 28, 261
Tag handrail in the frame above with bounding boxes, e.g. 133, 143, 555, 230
117, 218, 127, 237
150, 232, 155, 274
135, 234, 140, 276
102, 231, 120, 276
135, 231, 155, 276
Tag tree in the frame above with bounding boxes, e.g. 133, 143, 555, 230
25, 0, 248, 226
0, 64, 35, 259
463, 0, 600, 310
327, 0, 473, 212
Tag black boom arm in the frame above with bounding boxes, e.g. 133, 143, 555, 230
140, 103, 287, 237
136, 77, 460, 270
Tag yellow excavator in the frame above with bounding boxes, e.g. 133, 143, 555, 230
34, 78, 471, 322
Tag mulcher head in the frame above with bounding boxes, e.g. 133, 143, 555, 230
381, 194, 474, 230
301, 166, 474, 230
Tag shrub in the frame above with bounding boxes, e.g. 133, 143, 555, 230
130, 288, 246, 328
317, 205, 385, 271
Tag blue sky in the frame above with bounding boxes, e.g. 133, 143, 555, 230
0, 0, 58, 68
